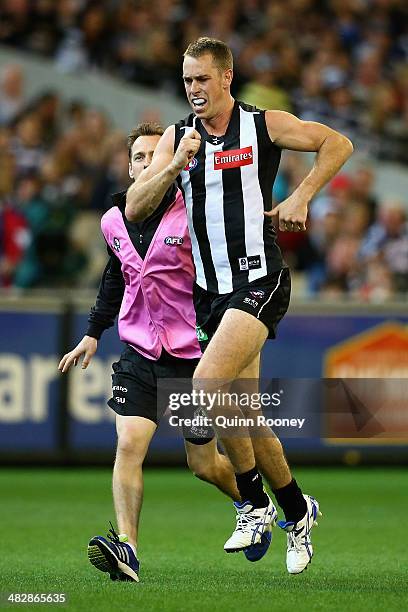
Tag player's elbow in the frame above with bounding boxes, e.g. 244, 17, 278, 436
124, 206, 145, 223
124, 199, 149, 223
337, 134, 354, 159
344, 135, 354, 157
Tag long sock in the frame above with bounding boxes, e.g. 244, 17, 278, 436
273, 478, 307, 524
235, 467, 269, 509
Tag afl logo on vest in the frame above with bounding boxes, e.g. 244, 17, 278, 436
164, 236, 184, 246
112, 237, 121, 251
184, 157, 198, 171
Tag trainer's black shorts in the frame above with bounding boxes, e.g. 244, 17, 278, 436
108, 345, 214, 444
193, 267, 291, 352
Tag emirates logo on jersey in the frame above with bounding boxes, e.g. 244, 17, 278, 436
214, 146, 253, 170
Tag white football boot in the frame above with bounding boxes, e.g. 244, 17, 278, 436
224, 495, 277, 553
278, 494, 321, 574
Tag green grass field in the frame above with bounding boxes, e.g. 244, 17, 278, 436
0, 467, 406, 612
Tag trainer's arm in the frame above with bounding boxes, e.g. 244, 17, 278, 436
125, 126, 201, 222
265, 111, 353, 231
58, 250, 124, 373
86, 249, 124, 339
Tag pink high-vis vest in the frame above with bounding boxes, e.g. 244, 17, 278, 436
100, 189, 201, 361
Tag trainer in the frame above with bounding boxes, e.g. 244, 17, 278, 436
58, 122, 243, 582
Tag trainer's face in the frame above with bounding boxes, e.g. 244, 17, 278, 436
183, 53, 232, 120
129, 134, 161, 181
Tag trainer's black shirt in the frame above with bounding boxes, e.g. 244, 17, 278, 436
87, 184, 177, 339
175, 99, 285, 294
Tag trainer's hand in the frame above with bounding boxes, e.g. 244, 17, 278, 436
265, 194, 308, 232
58, 335, 98, 373
172, 129, 201, 172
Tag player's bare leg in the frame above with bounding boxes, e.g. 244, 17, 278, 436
236, 349, 320, 574
237, 355, 292, 490
193, 309, 277, 552
113, 415, 157, 548
193, 309, 269, 473
185, 438, 240, 501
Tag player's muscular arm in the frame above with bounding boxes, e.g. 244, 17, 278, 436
125, 126, 201, 222
125, 126, 176, 222
265, 111, 353, 231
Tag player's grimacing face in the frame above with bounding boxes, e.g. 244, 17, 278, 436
129, 134, 161, 181
183, 53, 231, 119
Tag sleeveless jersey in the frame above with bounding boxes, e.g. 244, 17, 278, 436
174, 99, 285, 294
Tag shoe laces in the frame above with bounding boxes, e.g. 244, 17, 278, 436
235, 509, 261, 534
287, 527, 309, 552
107, 521, 120, 543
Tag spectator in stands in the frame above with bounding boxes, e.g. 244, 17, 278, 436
11, 113, 46, 177
359, 199, 408, 295
0, 194, 29, 288
350, 163, 378, 225
0, 0, 30, 48
0, 63, 25, 125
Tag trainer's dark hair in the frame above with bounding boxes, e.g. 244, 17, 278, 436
184, 37, 233, 72
127, 122, 164, 159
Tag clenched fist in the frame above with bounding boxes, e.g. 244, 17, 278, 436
172, 129, 201, 172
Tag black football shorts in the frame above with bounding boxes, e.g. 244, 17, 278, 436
108, 345, 214, 444
193, 267, 291, 352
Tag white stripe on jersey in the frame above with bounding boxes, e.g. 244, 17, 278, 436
204, 139, 233, 293
181, 169, 206, 289
180, 116, 198, 136
239, 107, 268, 282
180, 116, 208, 289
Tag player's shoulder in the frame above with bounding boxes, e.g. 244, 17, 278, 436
173, 112, 195, 151
236, 99, 265, 115
175, 112, 195, 130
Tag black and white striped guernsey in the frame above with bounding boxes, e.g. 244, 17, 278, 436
174, 99, 285, 294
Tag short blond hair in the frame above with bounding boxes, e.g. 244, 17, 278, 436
184, 37, 233, 71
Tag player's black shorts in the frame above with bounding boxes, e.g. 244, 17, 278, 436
108, 345, 214, 444
193, 267, 291, 352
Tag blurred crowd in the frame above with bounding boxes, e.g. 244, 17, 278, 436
276, 154, 408, 300
0, 0, 407, 298
1, 0, 407, 161
0, 77, 132, 289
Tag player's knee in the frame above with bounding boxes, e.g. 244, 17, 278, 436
192, 369, 226, 395
116, 429, 145, 463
